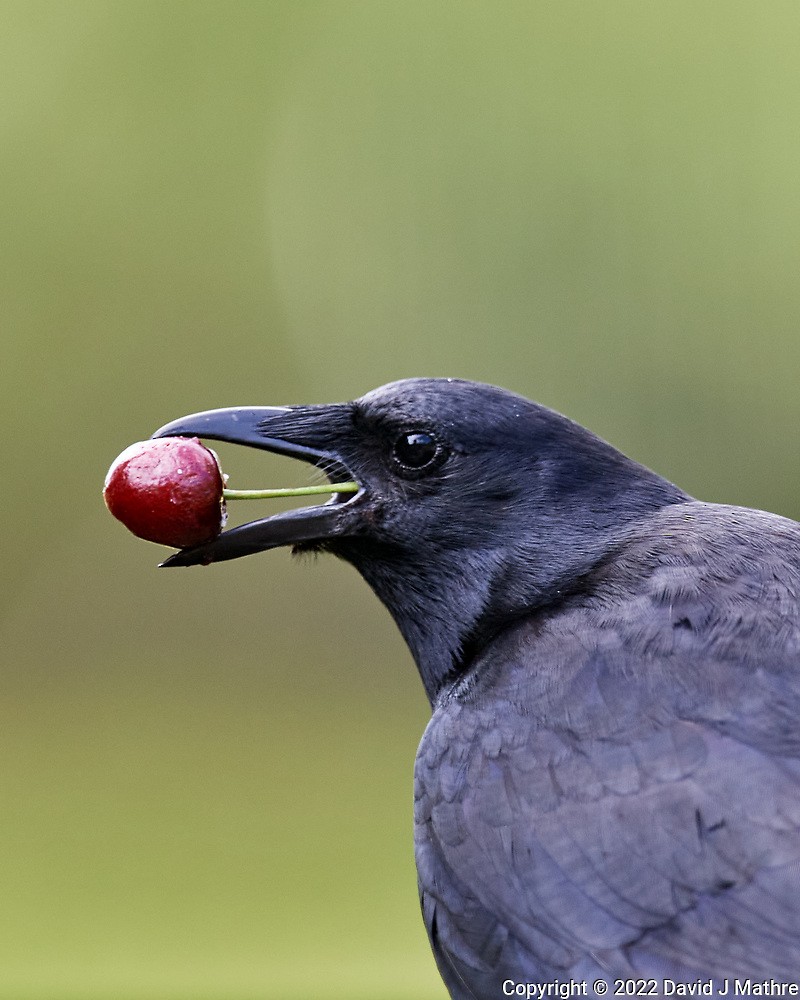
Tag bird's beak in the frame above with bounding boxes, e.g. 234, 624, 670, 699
150, 404, 363, 567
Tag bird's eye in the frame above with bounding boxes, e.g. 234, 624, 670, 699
391, 431, 446, 475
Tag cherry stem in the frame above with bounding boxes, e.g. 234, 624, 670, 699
222, 481, 359, 500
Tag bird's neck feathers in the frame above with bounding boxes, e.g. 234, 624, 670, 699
345, 544, 501, 704
344, 456, 689, 707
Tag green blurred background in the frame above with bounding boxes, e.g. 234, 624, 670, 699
3, 2, 800, 997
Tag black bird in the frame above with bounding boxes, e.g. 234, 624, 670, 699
153, 378, 800, 998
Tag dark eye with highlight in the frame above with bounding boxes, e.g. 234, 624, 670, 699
391, 431, 447, 475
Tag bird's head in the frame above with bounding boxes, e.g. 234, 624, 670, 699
153, 378, 687, 702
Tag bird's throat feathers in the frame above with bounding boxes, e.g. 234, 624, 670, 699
339, 462, 688, 707
341, 523, 618, 706
344, 543, 502, 704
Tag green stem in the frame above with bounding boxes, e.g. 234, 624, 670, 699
222, 481, 359, 501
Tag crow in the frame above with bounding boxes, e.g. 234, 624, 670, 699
152, 377, 800, 998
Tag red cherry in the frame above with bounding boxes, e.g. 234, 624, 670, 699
104, 438, 226, 548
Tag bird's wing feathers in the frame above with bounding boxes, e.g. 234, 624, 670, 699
418, 658, 800, 984
415, 506, 800, 985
